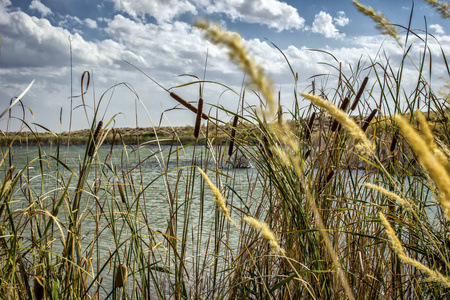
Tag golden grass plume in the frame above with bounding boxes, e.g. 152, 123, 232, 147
395, 114, 450, 219
195, 20, 277, 120
424, 0, 450, 19
353, 1, 400, 41
243, 216, 285, 255
379, 212, 450, 287
301, 92, 374, 153
197, 167, 237, 227
363, 183, 408, 206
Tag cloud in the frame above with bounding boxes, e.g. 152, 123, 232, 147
29, 0, 52, 17
311, 11, 344, 39
430, 24, 445, 34
334, 11, 349, 27
205, 0, 304, 31
84, 18, 97, 29
109, 0, 196, 23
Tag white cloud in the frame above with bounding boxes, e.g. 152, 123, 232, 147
311, 11, 343, 39
334, 11, 349, 27
109, 0, 196, 23
84, 18, 97, 29
206, 0, 304, 31
0, 0, 12, 25
430, 24, 445, 34
58, 15, 83, 28
29, 0, 52, 17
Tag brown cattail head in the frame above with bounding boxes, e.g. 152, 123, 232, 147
170, 92, 209, 120
194, 98, 204, 139
331, 97, 350, 132
33, 276, 44, 300
304, 150, 311, 160
115, 263, 128, 288
311, 80, 315, 95
117, 182, 126, 204
390, 130, 398, 152
228, 115, 239, 157
305, 112, 316, 139
361, 108, 378, 132
277, 91, 283, 125
350, 77, 369, 110
88, 121, 103, 157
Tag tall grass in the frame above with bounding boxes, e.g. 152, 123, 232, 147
1, 2, 450, 299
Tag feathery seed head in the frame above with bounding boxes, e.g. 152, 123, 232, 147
353, 1, 400, 41
243, 216, 285, 255
301, 93, 374, 154
197, 167, 236, 227
196, 20, 277, 120
395, 115, 450, 219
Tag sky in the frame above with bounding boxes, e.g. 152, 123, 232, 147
0, 0, 449, 132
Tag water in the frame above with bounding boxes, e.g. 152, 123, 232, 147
2, 144, 261, 298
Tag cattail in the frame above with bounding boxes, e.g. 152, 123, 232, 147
170, 92, 209, 120
319, 170, 335, 192
33, 276, 44, 300
305, 112, 316, 139
304, 150, 311, 160
331, 97, 350, 132
88, 120, 103, 157
193, 98, 204, 138
243, 216, 285, 255
350, 77, 369, 111
117, 182, 126, 204
311, 80, 315, 95
301, 93, 374, 153
390, 130, 398, 152
228, 115, 239, 157
326, 170, 335, 183
353, 1, 400, 41
361, 108, 378, 132
277, 91, 283, 125
115, 263, 128, 288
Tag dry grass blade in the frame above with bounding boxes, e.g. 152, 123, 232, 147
1, 80, 35, 119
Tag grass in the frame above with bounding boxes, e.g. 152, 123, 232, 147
1, 2, 450, 299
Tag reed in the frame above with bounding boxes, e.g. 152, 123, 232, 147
194, 97, 204, 138
1, 3, 449, 299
